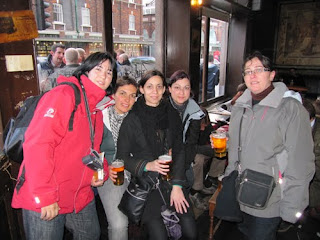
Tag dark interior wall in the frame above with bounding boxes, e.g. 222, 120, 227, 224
226, 16, 248, 98
166, 0, 191, 77
248, 0, 278, 58
0, 0, 38, 142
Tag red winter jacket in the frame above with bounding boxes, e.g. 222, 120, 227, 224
12, 75, 109, 214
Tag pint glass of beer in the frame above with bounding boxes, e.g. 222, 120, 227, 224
112, 159, 125, 186
159, 154, 172, 181
211, 130, 227, 158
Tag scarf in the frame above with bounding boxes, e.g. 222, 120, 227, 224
169, 96, 189, 120
132, 96, 169, 158
251, 84, 274, 101
108, 105, 128, 149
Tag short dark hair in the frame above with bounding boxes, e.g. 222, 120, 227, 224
73, 51, 115, 80
115, 76, 138, 94
139, 70, 166, 88
168, 70, 190, 87
303, 98, 316, 120
51, 43, 66, 52
242, 51, 273, 71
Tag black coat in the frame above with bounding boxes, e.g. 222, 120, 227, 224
116, 97, 186, 187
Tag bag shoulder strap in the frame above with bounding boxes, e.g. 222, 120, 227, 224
237, 108, 245, 172
58, 82, 81, 131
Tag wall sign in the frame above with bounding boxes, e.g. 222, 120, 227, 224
0, 10, 38, 44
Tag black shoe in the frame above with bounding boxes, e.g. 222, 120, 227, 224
204, 176, 219, 188
277, 221, 294, 233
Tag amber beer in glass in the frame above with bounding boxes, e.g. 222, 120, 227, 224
112, 159, 124, 186
159, 155, 172, 181
211, 130, 227, 158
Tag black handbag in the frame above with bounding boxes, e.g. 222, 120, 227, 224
118, 174, 154, 224
214, 170, 243, 222
236, 168, 275, 210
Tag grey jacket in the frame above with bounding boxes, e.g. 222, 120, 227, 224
225, 82, 315, 223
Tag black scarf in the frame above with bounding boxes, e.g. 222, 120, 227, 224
132, 96, 170, 158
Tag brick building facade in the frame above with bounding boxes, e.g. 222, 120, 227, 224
33, 0, 154, 58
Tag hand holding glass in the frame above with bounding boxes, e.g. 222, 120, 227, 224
158, 154, 172, 181
112, 159, 125, 186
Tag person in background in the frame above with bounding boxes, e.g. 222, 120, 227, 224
117, 70, 197, 239
190, 107, 227, 210
41, 48, 80, 92
117, 53, 134, 78
97, 76, 138, 240
37, 43, 66, 88
302, 99, 320, 221
12, 52, 116, 240
224, 51, 314, 240
200, 55, 220, 99
167, 70, 205, 208
115, 49, 125, 65
76, 48, 86, 64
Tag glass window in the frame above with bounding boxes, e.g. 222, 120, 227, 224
199, 11, 229, 103
143, 29, 149, 39
129, 15, 135, 30
53, 3, 63, 23
82, 7, 90, 26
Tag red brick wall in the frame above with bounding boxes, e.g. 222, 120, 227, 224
113, 0, 142, 35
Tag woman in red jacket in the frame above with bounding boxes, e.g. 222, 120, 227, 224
12, 52, 115, 240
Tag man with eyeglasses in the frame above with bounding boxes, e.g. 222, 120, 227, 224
222, 51, 315, 240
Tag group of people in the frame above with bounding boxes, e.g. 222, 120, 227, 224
11, 49, 317, 240
37, 43, 87, 93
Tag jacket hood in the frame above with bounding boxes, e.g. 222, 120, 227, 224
57, 75, 106, 111
283, 90, 302, 103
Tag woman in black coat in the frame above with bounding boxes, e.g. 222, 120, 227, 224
116, 70, 197, 239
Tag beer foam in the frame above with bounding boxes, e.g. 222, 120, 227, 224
112, 161, 124, 168
159, 155, 172, 162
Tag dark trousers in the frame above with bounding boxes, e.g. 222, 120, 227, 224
238, 212, 281, 240
142, 185, 197, 240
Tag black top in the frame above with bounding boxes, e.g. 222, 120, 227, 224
116, 96, 186, 186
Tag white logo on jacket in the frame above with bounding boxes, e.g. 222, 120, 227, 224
44, 108, 56, 118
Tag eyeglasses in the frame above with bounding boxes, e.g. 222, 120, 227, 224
242, 67, 270, 77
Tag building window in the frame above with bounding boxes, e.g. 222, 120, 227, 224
129, 15, 135, 30
143, 29, 149, 39
82, 7, 90, 26
129, 0, 134, 3
53, 3, 63, 23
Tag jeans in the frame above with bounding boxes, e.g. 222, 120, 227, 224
238, 212, 281, 240
22, 200, 100, 240
97, 173, 129, 240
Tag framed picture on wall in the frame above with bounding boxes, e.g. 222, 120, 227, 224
275, 2, 320, 67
